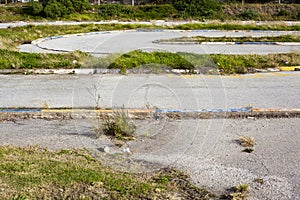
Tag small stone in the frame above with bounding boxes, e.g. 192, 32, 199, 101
103, 146, 110, 153
155, 188, 161, 193
122, 148, 131, 153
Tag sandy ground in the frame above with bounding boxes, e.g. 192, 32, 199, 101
0, 117, 299, 199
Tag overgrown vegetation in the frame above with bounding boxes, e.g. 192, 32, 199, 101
0, 45, 299, 74
0, 23, 299, 74
211, 53, 300, 74
105, 51, 300, 74
108, 50, 194, 74
96, 4, 178, 20
173, 0, 221, 19
0, 2, 299, 21
0, 145, 216, 199
0, 49, 86, 70
27, 0, 90, 18
222, 3, 300, 21
94, 110, 136, 144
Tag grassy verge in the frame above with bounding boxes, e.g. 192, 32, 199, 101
108, 51, 194, 74
0, 49, 299, 74
0, 145, 216, 199
211, 53, 300, 74
0, 49, 87, 70
104, 51, 300, 74
157, 35, 300, 44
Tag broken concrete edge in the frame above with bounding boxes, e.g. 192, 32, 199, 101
0, 108, 299, 121
2, 67, 299, 75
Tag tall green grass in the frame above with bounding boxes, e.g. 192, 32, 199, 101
105, 51, 300, 74
0, 49, 86, 70
108, 50, 194, 74
1, 49, 299, 74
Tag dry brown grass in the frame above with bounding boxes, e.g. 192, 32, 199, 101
237, 135, 256, 147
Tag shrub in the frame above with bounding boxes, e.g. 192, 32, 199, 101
97, 4, 133, 19
135, 5, 177, 19
33, 0, 90, 18
277, 10, 290, 17
71, 0, 90, 13
173, 0, 221, 19
43, 0, 66, 18
27, 1, 43, 16
238, 9, 259, 20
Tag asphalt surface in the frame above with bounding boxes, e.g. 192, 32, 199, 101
0, 117, 299, 199
1, 20, 300, 199
19, 30, 300, 55
0, 73, 299, 109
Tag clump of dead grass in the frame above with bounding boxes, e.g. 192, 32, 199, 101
237, 135, 255, 147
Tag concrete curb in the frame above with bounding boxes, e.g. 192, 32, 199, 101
1, 108, 299, 121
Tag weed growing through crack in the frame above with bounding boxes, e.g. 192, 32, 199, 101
94, 110, 136, 146
87, 84, 101, 109
236, 135, 256, 153
237, 135, 255, 147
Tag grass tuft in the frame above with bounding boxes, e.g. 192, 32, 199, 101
225, 184, 249, 200
237, 135, 256, 147
94, 110, 136, 144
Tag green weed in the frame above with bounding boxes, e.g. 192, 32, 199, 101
108, 50, 194, 74
94, 110, 136, 143
0, 49, 86, 70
